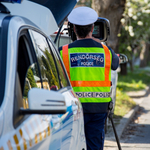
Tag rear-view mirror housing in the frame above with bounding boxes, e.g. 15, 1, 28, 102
20, 88, 66, 114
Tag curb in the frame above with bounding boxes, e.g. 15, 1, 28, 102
115, 104, 139, 139
105, 104, 139, 141
126, 85, 150, 98
115, 85, 150, 139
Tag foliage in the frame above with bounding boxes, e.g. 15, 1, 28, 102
24, 68, 37, 97
77, 0, 92, 7
117, 69, 150, 92
24, 84, 30, 98
114, 68, 150, 118
44, 49, 60, 88
45, 49, 58, 79
27, 68, 37, 88
55, 60, 69, 87
41, 55, 59, 88
119, 0, 150, 69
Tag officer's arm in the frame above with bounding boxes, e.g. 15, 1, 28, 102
107, 46, 119, 70
92, 37, 119, 70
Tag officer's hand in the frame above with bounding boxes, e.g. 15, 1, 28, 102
116, 54, 121, 64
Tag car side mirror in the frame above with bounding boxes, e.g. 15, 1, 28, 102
20, 88, 66, 115
117, 54, 128, 64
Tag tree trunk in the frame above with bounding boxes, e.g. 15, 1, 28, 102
120, 63, 127, 75
139, 42, 150, 68
129, 60, 134, 72
92, 0, 126, 52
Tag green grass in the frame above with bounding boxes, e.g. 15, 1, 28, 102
114, 88, 136, 118
117, 70, 150, 92
114, 69, 150, 118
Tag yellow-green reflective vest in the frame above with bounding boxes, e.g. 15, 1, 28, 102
60, 43, 112, 104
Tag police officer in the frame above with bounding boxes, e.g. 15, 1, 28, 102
59, 6, 119, 150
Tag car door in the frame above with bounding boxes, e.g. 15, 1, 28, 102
13, 30, 54, 150
47, 38, 86, 150
0, 27, 54, 150
28, 29, 86, 150
28, 29, 74, 149
28, 29, 63, 149
0, 22, 86, 150
47, 36, 86, 150
12, 28, 71, 150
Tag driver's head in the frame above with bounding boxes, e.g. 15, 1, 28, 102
68, 6, 98, 38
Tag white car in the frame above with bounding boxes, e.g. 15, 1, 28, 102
0, 0, 86, 150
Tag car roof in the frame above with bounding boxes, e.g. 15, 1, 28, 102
2, 0, 78, 36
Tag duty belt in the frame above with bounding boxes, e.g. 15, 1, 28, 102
75, 92, 111, 98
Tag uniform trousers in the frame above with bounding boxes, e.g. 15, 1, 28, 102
84, 113, 108, 150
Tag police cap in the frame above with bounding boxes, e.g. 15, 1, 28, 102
68, 6, 98, 26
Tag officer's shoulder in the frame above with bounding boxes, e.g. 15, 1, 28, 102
59, 42, 75, 51
93, 40, 106, 49
99, 43, 113, 52
106, 45, 112, 50
106, 45, 114, 53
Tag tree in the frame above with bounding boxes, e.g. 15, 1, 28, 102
140, 42, 150, 67
119, 0, 150, 71
44, 49, 59, 84
27, 68, 37, 88
92, 0, 126, 52
41, 55, 59, 88
77, 0, 92, 7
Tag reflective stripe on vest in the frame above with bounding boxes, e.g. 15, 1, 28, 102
62, 44, 111, 87
75, 92, 111, 98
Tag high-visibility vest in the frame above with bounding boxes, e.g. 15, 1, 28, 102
61, 43, 112, 103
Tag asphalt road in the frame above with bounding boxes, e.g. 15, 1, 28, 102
104, 93, 150, 150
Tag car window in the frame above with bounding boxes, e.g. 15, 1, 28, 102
48, 39, 70, 88
17, 36, 42, 109
23, 63, 42, 109
29, 30, 62, 90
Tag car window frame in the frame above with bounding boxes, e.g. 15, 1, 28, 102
28, 29, 61, 90
0, 16, 12, 107
28, 28, 71, 92
13, 28, 43, 128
